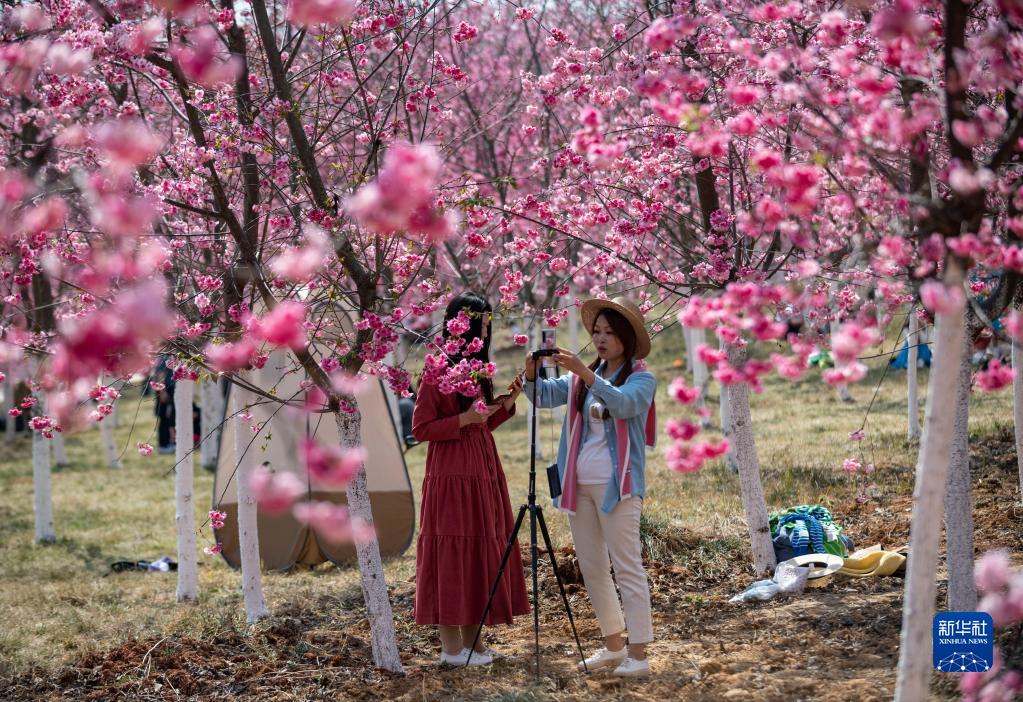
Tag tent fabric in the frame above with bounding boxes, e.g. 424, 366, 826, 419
212, 349, 415, 571
889, 339, 932, 369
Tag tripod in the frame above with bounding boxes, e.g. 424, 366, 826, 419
466, 351, 589, 676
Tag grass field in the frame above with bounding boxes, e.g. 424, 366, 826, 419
0, 332, 1018, 699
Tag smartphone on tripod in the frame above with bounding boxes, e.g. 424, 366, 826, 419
541, 329, 557, 369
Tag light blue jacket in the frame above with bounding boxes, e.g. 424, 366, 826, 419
523, 364, 656, 514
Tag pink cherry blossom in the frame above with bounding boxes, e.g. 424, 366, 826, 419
920, 281, 965, 315
293, 501, 374, 543
302, 438, 364, 487
249, 465, 306, 514
667, 377, 700, 405
287, 0, 358, 28
976, 359, 1014, 392
665, 419, 700, 441
206, 338, 258, 373
250, 301, 308, 350
93, 121, 164, 171
270, 224, 329, 282
171, 26, 243, 89
330, 371, 369, 397
823, 362, 868, 386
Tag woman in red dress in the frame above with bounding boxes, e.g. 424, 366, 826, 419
412, 292, 530, 666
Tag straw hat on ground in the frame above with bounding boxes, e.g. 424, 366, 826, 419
580, 297, 652, 360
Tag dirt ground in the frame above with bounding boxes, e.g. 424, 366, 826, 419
3, 430, 1020, 702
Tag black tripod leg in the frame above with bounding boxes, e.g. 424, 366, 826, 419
465, 504, 528, 667
536, 506, 589, 673
530, 505, 540, 679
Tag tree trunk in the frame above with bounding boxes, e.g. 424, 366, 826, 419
894, 272, 966, 702
100, 408, 120, 469
943, 333, 977, 612
687, 327, 711, 427
199, 376, 223, 471
46, 393, 67, 466
907, 310, 921, 442
831, 324, 854, 403
174, 377, 199, 602
32, 414, 55, 543
234, 376, 269, 623
98, 375, 121, 469
335, 408, 404, 673
3, 368, 15, 443
724, 343, 775, 576
1015, 339, 1023, 505
719, 339, 738, 473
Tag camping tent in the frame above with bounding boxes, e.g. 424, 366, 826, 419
212, 349, 415, 570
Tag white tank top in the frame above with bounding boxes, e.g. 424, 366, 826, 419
575, 400, 614, 485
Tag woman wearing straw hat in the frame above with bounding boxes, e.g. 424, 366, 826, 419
522, 297, 657, 678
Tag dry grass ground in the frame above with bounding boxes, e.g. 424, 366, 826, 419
0, 333, 1020, 700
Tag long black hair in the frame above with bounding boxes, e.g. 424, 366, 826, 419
443, 291, 495, 411
574, 308, 636, 419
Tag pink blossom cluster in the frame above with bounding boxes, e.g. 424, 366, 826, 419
975, 360, 1014, 393
302, 437, 365, 487
664, 374, 728, 474
248, 465, 305, 514
960, 551, 1023, 701
294, 501, 374, 544
346, 142, 457, 244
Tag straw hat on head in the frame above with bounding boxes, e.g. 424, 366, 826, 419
580, 296, 652, 360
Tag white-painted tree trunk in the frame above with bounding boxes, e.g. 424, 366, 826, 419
831, 323, 854, 403
174, 378, 199, 602
234, 376, 269, 623
724, 343, 775, 576
97, 376, 121, 469
1014, 339, 1023, 505
907, 310, 921, 442
100, 410, 120, 469
2, 368, 15, 443
556, 294, 581, 428
719, 339, 738, 473
687, 327, 711, 427
45, 393, 67, 466
32, 416, 55, 543
894, 270, 966, 702
199, 376, 223, 471
335, 408, 404, 673
943, 333, 976, 612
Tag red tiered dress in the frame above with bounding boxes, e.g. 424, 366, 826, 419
412, 380, 530, 626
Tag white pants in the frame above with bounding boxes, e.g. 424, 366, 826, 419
568, 482, 654, 644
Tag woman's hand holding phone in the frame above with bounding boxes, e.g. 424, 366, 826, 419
499, 376, 523, 411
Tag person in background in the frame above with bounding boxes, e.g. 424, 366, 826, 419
151, 355, 176, 454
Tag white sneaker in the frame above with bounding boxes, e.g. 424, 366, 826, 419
577, 646, 627, 672
439, 648, 469, 666
612, 657, 650, 677
464, 647, 493, 666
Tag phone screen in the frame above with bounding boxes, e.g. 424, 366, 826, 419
541, 329, 556, 368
